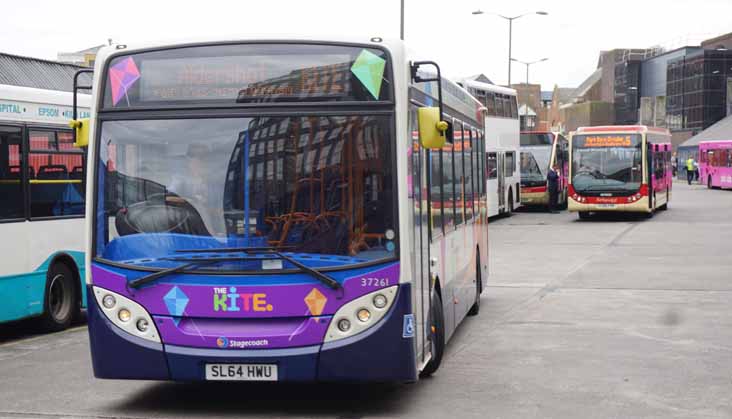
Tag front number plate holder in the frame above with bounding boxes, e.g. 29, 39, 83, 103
205, 363, 278, 381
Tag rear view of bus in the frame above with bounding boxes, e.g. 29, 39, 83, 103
568, 126, 673, 219
519, 131, 568, 207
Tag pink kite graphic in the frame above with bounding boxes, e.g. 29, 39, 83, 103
109, 57, 140, 106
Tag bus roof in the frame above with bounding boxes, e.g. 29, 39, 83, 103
0, 83, 90, 107
458, 79, 517, 96
521, 130, 560, 135
576, 125, 670, 135
93, 35, 408, 69
699, 140, 732, 148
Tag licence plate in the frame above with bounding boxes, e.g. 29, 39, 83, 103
597, 203, 616, 208
205, 363, 278, 381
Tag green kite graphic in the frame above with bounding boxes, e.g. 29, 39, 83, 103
351, 50, 386, 100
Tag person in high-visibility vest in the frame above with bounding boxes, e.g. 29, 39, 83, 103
686, 157, 696, 185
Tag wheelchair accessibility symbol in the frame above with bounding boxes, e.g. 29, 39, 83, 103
403, 314, 415, 338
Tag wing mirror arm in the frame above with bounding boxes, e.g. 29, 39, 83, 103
70, 69, 94, 148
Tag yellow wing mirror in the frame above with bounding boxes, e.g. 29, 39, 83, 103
69, 118, 89, 148
418, 107, 448, 149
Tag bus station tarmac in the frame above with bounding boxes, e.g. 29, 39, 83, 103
1, 181, 731, 419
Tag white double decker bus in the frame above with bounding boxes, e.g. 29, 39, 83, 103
0, 83, 90, 329
460, 79, 521, 216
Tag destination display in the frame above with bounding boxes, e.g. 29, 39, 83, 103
575, 134, 640, 148
102, 44, 391, 108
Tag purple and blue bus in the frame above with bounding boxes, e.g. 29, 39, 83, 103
699, 141, 732, 189
73, 37, 489, 382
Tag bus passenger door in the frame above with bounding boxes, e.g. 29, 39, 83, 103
409, 106, 433, 368
497, 152, 506, 212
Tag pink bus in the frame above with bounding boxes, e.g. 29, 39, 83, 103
699, 141, 732, 189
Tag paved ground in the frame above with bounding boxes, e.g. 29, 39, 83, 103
1, 181, 731, 419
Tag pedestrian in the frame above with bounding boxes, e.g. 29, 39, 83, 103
685, 156, 696, 185
671, 153, 678, 177
547, 164, 560, 213
694, 158, 700, 181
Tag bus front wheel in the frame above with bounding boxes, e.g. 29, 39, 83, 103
708, 176, 713, 189
506, 190, 514, 216
420, 291, 445, 378
39, 263, 78, 332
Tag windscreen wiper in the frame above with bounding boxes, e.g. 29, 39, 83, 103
128, 258, 224, 289
175, 245, 295, 254
131, 250, 342, 291
267, 251, 342, 291
177, 246, 341, 290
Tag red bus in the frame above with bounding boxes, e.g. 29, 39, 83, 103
568, 126, 672, 219
520, 131, 569, 208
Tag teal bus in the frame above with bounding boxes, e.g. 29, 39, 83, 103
0, 83, 90, 330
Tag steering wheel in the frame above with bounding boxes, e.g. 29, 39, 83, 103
115, 193, 210, 236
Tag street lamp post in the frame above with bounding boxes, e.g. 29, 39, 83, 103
400, 0, 405, 40
511, 57, 548, 129
471, 10, 548, 86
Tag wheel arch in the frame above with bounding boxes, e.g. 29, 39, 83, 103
46, 252, 83, 310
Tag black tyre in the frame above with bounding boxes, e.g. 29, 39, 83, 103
468, 252, 482, 316
420, 291, 445, 377
38, 263, 79, 332
708, 176, 713, 189
578, 211, 591, 220
506, 191, 514, 216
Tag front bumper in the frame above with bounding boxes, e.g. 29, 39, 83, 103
87, 283, 417, 382
568, 196, 651, 213
520, 191, 549, 205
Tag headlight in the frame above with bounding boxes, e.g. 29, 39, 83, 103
93, 286, 160, 343
325, 286, 398, 342
357, 308, 371, 322
373, 294, 387, 309
102, 294, 116, 309
118, 309, 131, 322
136, 318, 150, 332
337, 318, 351, 332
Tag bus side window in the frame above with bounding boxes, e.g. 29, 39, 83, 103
463, 126, 474, 222
470, 129, 479, 221
486, 152, 498, 179
0, 126, 24, 220
510, 96, 519, 119
485, 92, 496, 116
494, 95, 504, 118
429, 148, 444, 237
28, 130, 85, 218
503, 95, 512, 118
452, 120, 464, 227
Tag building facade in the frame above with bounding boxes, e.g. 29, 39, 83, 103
666, 48, 732, 132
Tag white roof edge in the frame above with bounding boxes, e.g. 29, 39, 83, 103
94, 35, 407, 66
458, 78, 517, 96
0, 84, 91, 107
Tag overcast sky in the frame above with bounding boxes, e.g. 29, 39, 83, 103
3, 0, 731, 91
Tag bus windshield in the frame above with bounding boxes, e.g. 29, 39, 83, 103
571, 134, 642, 193
520, 132, 554, 146
520, 147, 551, 185
95, 115, 396, 271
